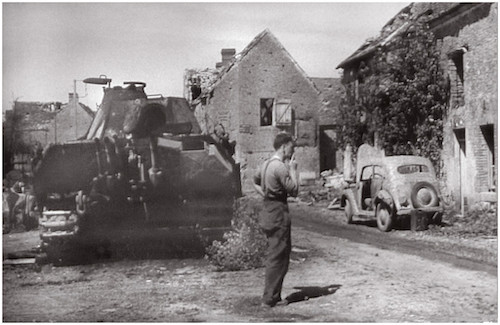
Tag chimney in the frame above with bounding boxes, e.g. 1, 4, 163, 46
68, 92, 79, 103
217, 48, 236, 68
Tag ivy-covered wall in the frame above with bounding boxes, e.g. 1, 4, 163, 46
336, 3, 497, 212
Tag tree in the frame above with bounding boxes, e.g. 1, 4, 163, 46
337, 20, 449, 173
3, 104, 33, 177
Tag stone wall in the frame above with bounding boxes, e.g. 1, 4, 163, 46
14, 102, 56, 148
437, 3, 498, 209
198, 32, 322, 192
54, 99, 94, 143
13, 98, 94, 147
335, 3, 497, 211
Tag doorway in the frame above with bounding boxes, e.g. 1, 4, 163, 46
480, 124, 495, 191
319, 125, 338, 173
454, 127, 466, 214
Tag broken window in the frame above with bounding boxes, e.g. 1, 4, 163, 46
260, 98, 293, 128
189, 77, 201, 101
454, 128, 466, 156
448, 48, 466, 107
260, 98, 274, 126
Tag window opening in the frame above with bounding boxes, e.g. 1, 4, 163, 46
372, 165, 385, 178
454, 128, 466, 156
260, 98, 274, 126
397, 164, 430, 174
452, 53, 464, 84
361, 166, 373, 181
449, 48, 465, 107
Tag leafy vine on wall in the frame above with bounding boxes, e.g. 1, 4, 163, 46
337, 20, 450, 175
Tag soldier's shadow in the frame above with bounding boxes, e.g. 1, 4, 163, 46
285, 284, 341, 304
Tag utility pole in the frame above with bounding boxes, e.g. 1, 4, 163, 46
74, 79, 78, 139
54, 113, 57, 143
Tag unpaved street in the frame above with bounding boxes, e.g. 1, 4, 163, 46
3, 202, 498, 322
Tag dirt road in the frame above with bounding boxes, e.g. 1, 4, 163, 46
292, 202, 498, 274
2, 202, 498, 322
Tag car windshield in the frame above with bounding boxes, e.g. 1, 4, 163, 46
397, 164, 429, 174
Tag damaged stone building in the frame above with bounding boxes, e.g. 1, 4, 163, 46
312, 77, 345, 174
4, 94, 95, 174
336, 3, 497, 212
185, 29, 340, 192
10, 93, 95, 145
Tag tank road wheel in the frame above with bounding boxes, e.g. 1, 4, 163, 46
344, 199, 354, 224
76, 190, 87, 215
376, 203, 393, 232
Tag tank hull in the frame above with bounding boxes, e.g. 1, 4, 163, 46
33, 82, 240, 263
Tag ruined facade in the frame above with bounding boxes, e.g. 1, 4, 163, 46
6, 101, 57, 149
10, 94, 95, 146
312, 77, 344, 173
54, 93, 95, 143
428, 3, 497, 210
185, 29, 340, 192
336, 3, 497, 211
5, 95, 95, 175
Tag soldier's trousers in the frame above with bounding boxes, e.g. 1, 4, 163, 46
262, 201, 292, 305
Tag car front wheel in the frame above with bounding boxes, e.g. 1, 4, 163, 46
344, 199, 353, 224
376, 203, 393, 232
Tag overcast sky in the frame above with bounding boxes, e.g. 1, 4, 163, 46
3, 2, 409, 111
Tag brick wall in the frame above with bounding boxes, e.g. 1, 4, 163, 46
438, 3, 498, 209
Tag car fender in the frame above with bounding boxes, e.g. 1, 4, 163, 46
342, 189, 360, 215
375, 190, 393, 209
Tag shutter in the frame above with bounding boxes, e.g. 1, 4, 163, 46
273, 99, 292, 126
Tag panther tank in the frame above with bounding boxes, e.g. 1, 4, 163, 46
33, 77, 240, 263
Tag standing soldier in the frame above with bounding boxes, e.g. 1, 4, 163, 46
253, 132, 298, 308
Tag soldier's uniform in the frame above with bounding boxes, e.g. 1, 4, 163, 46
254, 156, 298, 307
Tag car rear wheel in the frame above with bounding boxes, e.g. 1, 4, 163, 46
344, 199, 353, 224
376, 203, 393, 232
